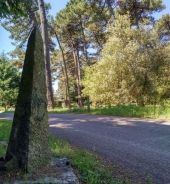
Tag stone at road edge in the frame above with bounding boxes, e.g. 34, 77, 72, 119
4, 26, 51, 172
13, 157, 79, 184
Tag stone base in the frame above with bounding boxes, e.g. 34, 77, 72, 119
0, 157, 79, 184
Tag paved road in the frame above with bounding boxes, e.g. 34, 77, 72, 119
1, 113, 170, 183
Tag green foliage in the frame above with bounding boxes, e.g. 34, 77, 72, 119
49, 104, 170, 119
117, 0, 165, 25
0, 120, 11, 142
0, 120, 11, 156
52, 0, 111, 106
1, 1, 52, 48
0, 54, 20, 110
154, 14, 170, 42
0, 0, 27, 18
82, 14, 169, 106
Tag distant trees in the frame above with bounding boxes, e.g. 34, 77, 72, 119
52, 0, 109, 107
82, 14, 170, 106
0, 54, 20, 110
51, 0, 167, 107
1, 0, 169, 108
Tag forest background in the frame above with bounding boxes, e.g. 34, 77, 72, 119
0, 0, 170, 117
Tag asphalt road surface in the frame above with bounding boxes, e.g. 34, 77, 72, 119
1, 113, 170, 183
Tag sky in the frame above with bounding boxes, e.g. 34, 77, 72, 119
0, 0, 170, 54
0, 0, 69, 54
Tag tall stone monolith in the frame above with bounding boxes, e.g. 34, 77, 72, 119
5, 27, 51, 172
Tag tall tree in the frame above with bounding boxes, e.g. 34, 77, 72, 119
54, 33, 71, 109
105, 0, 114, 17
53, 0, 110, 107
117, 0, 165, 26
155, 14, 170, 42
37, 0, 54, 109
82, 14, 169, 106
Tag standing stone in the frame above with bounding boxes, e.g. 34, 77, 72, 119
5, 27, 51, 172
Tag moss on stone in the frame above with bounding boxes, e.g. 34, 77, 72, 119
5, 27, 51, 172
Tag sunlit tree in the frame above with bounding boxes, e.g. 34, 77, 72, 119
82, 14, 169, 106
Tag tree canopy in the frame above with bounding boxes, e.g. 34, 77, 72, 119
1, 0, 170, 107
0, 0, 28, 18
0, 53, 20, 110
155, 14, 170, 42
82, 14, 170, 106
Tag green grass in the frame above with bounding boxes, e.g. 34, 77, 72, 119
0, 106, 4, 112
0, 120, 11, 156
48, 104, 170, 119
50, 136, 120, 184
2, 104, 170, 119
0, 106, 14, 113
0, 120, 132, 184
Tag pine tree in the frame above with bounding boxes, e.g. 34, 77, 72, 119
117, 0, 165, 26
38, 0, 54, 109
0, 0, 26, 18
53, 0, 110, 107
155, 14, 170, 42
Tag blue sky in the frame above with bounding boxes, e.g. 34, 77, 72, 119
0, 0, 69, 54
0, 0, 169, 54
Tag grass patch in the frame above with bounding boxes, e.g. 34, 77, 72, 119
0, 120, 11, 157
0, 120, 132, 184
3, 104, 170, 119
0, 120, 11, 141
50, 136, 119, 184
48, 104, 170, 119
0, 106, 14, 113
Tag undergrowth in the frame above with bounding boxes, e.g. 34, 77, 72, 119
49, 104, 170, 119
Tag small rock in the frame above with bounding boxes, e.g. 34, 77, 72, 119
60, 171, 79, 183
51, 157, 71, 171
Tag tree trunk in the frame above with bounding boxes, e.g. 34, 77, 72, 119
61, 66, 68, 104
72, 45, 83, 107
54, 32, 71, 109
38, 0, 54, 109
134, 0, 139, 28
106, 0, 115, 18
76, 45, 83, 107
80, 20, 90, 112
66, 30, 83, 107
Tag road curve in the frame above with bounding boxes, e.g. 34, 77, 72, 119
1, 113, 170, 183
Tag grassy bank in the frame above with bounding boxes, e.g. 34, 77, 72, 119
0, 120, 132, 184
49, 104, 170, 119
0, 106, 14, 113
2, 104, 170, 119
